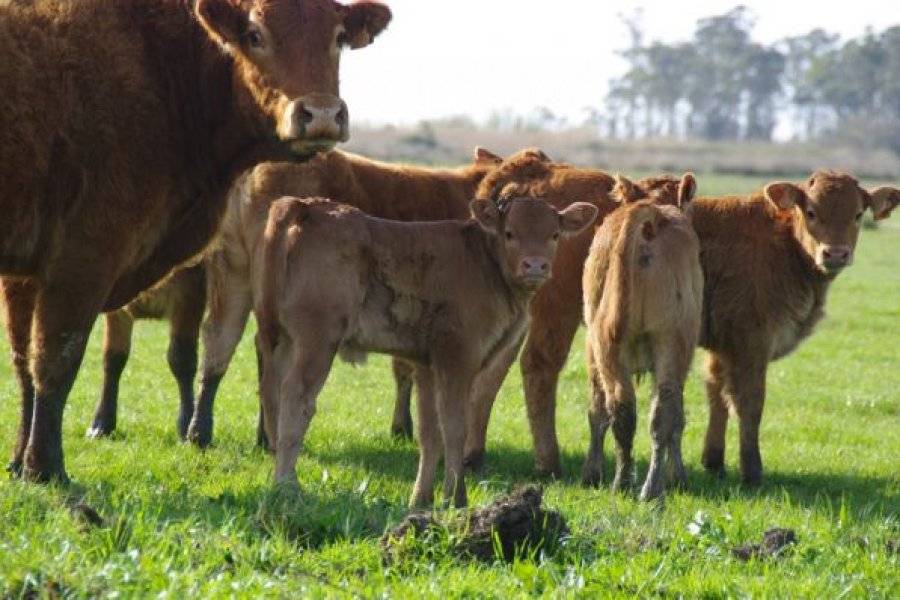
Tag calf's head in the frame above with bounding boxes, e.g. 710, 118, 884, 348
470, 198, 598, 290
612, 173, 697, 210
765, 171, 900, 275
196, 0, 391, 155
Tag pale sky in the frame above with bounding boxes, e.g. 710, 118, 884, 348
340, 0, 900, 127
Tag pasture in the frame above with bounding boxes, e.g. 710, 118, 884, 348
1, 173, 898, 597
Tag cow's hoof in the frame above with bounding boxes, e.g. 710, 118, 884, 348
741, 473, 763, 488
390, 422, 414, 440
534, 464, 563, 480
581, 468, 603, 488
186, 419, 213, 449
701, 448, 725, 474
177, 414, 192, 441
22, 464, 70, 486
86, 423, 114, 439
6, 460, 23, 479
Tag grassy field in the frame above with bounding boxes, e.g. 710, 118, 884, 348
1, 173, 898, 598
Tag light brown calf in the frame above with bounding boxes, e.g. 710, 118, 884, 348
581, 174, 702, 500
694, 172, 900, 485
188, 148, 502, 447
256, 197, 598, 507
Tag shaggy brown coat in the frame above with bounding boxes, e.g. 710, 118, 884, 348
256, 196, 597, 508
0, 0, 390, 481
581, 174, 702, 500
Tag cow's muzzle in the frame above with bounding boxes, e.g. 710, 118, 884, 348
819, 245, 852, 273
279, 93, 349, 155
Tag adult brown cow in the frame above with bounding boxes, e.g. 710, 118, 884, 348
464, 151, 688, 476
256, 196, 597, 508
0, 0, 391, 483
188, 148, 503, 447
694, 172, 899, 484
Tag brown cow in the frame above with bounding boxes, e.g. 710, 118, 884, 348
85, 265, 206, 440
693, 172, 900, 485
464, 152, 689, 476
187, 148, 503, 447
256, 196, 598, 507
581, 174, 702, 500
0, 0, 391, 482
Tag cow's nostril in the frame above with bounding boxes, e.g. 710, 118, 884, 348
335, 104, 348, 126
298, 106, 315, 125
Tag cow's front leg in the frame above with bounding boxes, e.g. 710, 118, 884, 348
2, 278, 37, 477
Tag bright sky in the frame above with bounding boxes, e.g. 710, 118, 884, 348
340, 0, 900, 127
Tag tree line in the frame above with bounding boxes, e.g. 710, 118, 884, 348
601, 6, 900, 154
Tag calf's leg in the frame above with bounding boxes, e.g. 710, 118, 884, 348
87, 310, 133, 438
729, 359, 767, 487
390, 358, 414, 439
581, 339, 610, 486
599, 351, 637, 493
701, 354, 729, 477
2, 278, 36, 476
168, 270, 205, 439
434, 363, 474, 508
409, 366, 440, 509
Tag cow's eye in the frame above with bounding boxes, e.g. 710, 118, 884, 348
245, 28, 265, 49
504, 231, 514, 241
805, 208, 816, 222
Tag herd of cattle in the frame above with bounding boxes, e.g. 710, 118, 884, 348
1, 0, 898, 509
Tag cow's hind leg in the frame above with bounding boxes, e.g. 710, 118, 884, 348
701, 354, 729, 477
390, 358, 414, 439
2, 278, 37, 477
599, 350, 636, 493
87, 310, 133, 438
581, 338, 610, 486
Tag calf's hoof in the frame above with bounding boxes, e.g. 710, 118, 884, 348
6, 460, 23, 479
581, 465, 604, 488
390, 419, 414, 441
186, 418, 213, 449
701, 447, 725, 474
639, 481, 664, 502
741, 471, 763, 488
534, 460, 563, 480
463, 450, 485, 472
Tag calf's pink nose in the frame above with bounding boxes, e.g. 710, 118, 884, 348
521, 257, 551, 278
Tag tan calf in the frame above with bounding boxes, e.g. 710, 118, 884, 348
256, 197, 597, 507
581, 174, 702, 500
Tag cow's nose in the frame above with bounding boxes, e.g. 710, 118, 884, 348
822, 245, 852, 269
521, 257, 551, 278
280, 93, 349, 146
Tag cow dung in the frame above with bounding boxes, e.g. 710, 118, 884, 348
731, 527, 797, 561
380, 485, 569, 563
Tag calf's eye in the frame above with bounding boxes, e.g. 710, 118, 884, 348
552, 232, 560, 241
505, 231, 514, 241
246, 29, 265, 49
805, 209, 816, 221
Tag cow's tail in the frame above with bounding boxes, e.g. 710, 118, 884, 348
258, 198, 310, 354
606, 203, 661, 338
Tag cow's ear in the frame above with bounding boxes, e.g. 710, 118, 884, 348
196, 0, 247, 49
470, 199, 502, 233
678, 172, 697, 209
868, 186, 900, 221
612, 174, 637, 204
559, 202, 599, 237
474, 147, 503, 166
764, 182, 805, 211
342, 1, 392, 49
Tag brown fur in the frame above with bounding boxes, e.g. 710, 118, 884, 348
581, 175, 702, 499
256, 196, 597, 508
465, 150, 689, 476
694, 172, 900, 485
0, 0, 390, 482
187, 148, 502, 447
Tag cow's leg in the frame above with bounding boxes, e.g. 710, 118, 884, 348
581, 338, 610, 486
24, 277, 107, 483
272, 340, 337, 488
463, 333, 524, 471
2, 278, 37, 477
520, 304, 581, 478
639, 382, 681, 501
189, 279, 252, 448
87, 310, 133, 438
409, 366, 440, 509
729, 357, 768, 487
254, 334, 269, 450
168, 271, 205, 439
434, 362, 474, 509
701, 354, 729, 477
390, 358, 414, 439
599, 349, 636, 493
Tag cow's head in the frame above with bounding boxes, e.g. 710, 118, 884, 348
196, 0, 391, 155
470, 198, 598, 290
765, 171, 900, 276
612, 173, 697, 210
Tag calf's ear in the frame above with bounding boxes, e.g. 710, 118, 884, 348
196, 0, 247, 49
868, 186, 900, 221
470, 199, 502, 233
342, 1, 393, 49
764, 182, 805, 211
559, 203, 599, 237
678, 172, 697, 209
474, 147, 503, 166
611, 174, 637, 204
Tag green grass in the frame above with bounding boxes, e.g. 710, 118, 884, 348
1, 173, 898, 598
